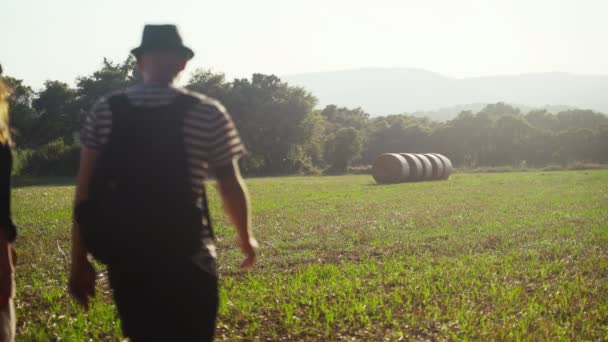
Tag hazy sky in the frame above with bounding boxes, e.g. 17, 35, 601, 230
2, 0, 607, 89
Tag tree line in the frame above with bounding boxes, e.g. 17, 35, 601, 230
3, 57, 608, 176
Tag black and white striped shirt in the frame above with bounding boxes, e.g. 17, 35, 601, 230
80, 83, 245, 194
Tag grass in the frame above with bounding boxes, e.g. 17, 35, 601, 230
455, 162, 608, 174
10, 170, 608, 341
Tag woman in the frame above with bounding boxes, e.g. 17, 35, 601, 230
0, 65, 17, 342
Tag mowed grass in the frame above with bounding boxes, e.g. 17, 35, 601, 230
10, 171, 608, 341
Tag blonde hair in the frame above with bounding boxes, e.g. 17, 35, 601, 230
0, 79, 11, 146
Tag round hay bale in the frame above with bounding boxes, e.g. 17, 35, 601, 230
431, 153, 453, 179
399, 153, 423, 182
423, 153, 444, 180
413, 154, 433, 181
372, 153, 410, 184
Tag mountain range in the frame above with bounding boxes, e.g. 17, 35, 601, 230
283, 68, 608, 121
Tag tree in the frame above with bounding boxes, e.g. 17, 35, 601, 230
556, 128, 596, 164
594, 127, 608, 163
31, 80, 78, 145
298, 110, 327, 168
432, 111, 492, 166
320, 105, 369, 130
491, 115, 535, 165
186, 69, 230, 101
525, 109, 558, 131
364, 115, 434, 164
222, 74, 318, 174
318, 105, 370, 168
324, 127, 362, 173
555, 110, 608, 132
478, 102, 521, 119
76, 57, 141, 113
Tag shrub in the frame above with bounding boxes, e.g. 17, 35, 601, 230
347, 165, 373, 175
541, 164, 565, 172
11, 149, 33, 176
18, 139, 79, 177
567, 162, 606, 171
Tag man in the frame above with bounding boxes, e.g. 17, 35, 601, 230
69, 25, 257, 341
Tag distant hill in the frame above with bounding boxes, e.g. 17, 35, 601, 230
283, 68, 608, 120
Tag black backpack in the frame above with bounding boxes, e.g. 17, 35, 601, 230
76, 94, 212, 265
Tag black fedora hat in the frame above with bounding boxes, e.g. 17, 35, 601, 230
131, 25, 194, 60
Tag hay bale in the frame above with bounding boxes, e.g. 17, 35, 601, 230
372, 153, 410, 184
399, 153, 423, 182
432, 153, 453, 179
423, 154, 444, 180
413, 154, 433, 181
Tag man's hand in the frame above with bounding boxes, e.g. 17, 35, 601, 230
70, 148, 100, 310
68, 257, 96, 309
238, 237, 258, 268
216, 159, 258, 269
0, 242, 15, 309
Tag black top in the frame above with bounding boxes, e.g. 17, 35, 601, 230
0, 143, 16, 242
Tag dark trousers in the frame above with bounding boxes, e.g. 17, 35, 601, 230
107, 260, 218, 342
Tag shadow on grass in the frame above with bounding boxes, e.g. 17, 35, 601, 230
13, 176, 74, 189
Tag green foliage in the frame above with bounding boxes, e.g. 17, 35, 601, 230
285, 144, 322, 175
478, 102, 521, 118
427, 106, 608, 168
346, 165, 373, 174
324, 127, 363, 173
75, 57, 141, 112
4, 63, 608, 176
364, 114, 435, 162
11, 171, 608, 340
11, 149, 32, 176
186, 69, 231, 100
298, 110, 326, 167
320, 105, 369, 131
17, 139, 79, 177
30, 80, 79, 146
188, 71, 319, 175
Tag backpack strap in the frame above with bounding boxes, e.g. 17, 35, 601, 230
170, 93, 199, 120
107, 94, 131, 114
107, 94, 133, 140
170, 94, 215, 238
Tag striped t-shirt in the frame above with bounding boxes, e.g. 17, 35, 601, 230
80, 83, 245, 195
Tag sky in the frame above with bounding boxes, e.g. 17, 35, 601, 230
2, 0, 607, 89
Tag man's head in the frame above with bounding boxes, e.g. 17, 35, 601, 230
137, 50, 187, 84
131, 25, 194, 84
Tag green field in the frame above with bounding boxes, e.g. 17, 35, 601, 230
11, 171, 608, 341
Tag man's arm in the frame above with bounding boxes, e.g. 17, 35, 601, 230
72, 148, 98, 262
68, 147, 98, 308
215, 159, 257, 268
